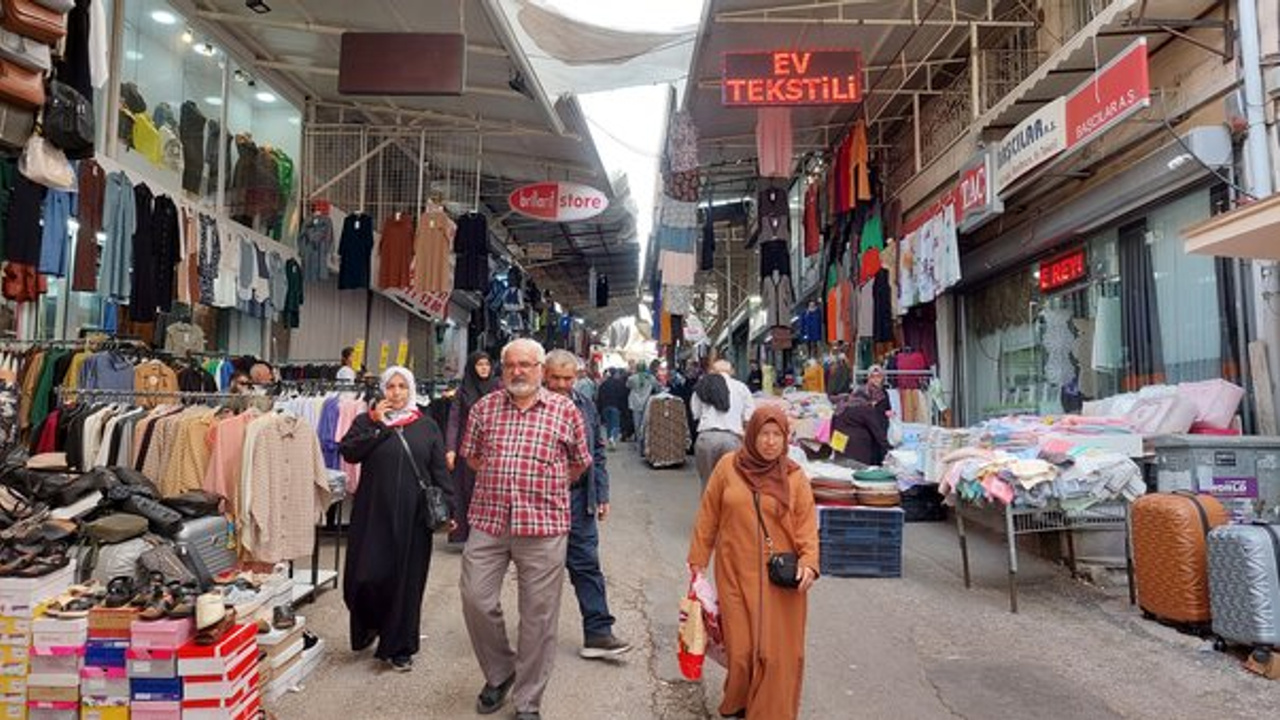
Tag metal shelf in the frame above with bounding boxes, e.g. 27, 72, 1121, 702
956, 500, 1135, 613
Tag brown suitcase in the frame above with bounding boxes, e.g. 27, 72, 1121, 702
0, 0, 66, 46
1132, 492, 1229, 625
0, 57, 41, 109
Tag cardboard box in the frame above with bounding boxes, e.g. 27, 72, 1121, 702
129, 620, 192, 652
24, 685, 77, 704
125, 649, 176, 681
176, 626, 254, 677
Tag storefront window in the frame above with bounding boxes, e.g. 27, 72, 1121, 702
962, 188, 1227, 421
117, 0, 224, 203
224, 60, 301, 245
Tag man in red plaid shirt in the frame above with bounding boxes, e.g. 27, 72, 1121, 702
460, 338, 592, 720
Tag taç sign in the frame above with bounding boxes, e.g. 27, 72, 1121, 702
508, 182, 609, 222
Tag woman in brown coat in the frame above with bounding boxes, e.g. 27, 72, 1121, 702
687, 405, 820, 719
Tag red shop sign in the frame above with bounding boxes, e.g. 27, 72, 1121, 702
1039, 248, 1088, 293
508, 182, 609, 222
1065, 37, 1150, 149
721, 50, 863, 107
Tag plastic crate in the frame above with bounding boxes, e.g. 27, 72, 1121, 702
901, 485, 947, 522
818, 507, 904, 541
819, 528, 904, 579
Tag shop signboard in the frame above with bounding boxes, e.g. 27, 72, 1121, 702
904, 147, 1000, 235
721, 50, 863, 106
1064, 37, 1150, 150
995, 98, 1066, 193
508, 181, 609, 222
524, 242, 554, 261
956, 148, 1003, 233
1038, 247, 1088, 293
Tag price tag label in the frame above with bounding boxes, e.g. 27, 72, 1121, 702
378, 343, 390, 372
396, 339, 409, 366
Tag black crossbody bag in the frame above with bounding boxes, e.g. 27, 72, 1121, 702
752, 491, 801, 589
393, 428, 450, 532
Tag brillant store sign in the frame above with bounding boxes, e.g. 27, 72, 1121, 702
508, 182, 609, 222
995, 37, 1150, 194
721, 50, 863, 107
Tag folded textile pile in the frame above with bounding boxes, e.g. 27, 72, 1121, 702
938, 445, 1144, 511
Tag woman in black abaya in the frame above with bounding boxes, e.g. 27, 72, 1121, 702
340, 365, 454, 672
444, 351, 499, 543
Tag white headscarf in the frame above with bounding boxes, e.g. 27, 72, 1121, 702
380, 365, 425, 409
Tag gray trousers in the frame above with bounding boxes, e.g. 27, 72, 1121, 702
694, 430, 742, 490
461, 529, 568, 713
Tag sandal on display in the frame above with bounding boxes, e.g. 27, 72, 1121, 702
166, 583, 200, 619
104, 576, 136, 608
272, 604, 296, 631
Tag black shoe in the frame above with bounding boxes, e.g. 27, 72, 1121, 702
388, 656, 412, 672
515, 713, 541, 720
475, 674, 515, 715
580, 634, 632, 659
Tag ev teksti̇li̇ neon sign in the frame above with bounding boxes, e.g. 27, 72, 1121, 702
721, 50, 863, 107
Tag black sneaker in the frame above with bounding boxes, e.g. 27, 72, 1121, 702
388, 656, 412, 672
580, 634, 633, 659
475, 673, 515, 715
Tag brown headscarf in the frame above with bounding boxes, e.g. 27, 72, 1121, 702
733, 405, 800, 509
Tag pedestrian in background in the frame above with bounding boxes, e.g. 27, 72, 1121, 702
687, 406, 819, 720
446, 351, 499, 545
691, 359, 754, 491
627, 362, 656, 449
544, 351, 632, 660
573, 364, 597, 402
596, 368, 628, 450
459, 339, 592, 720
336, 346, 357, 382
339, 366, 454, 672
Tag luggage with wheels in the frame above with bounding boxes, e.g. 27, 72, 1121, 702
1208, 522, 1280, 649
173, 516, 237, 577
643, 395, 689, 468
1131, 492, 1228, 626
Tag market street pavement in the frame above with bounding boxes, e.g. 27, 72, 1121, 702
272, 445, 1277, 719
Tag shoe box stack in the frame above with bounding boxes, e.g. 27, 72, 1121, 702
0, 563, 77, 720
128, 619, 194, 720
76, 608, 136, 720
177, 624, 258, 720
27, 611, 86, 720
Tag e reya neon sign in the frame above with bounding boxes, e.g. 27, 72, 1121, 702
721, 50, 863, 107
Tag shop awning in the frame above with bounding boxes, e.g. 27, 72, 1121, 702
1184, 193, 1280, 261
189, 0, 641, 328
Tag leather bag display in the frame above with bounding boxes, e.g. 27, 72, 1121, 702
0, 0, 67, 45
19, 132, 73, 189
0, 57, 43, 109
1132, 492, 1229, 625
42, 79, 93, 158
0, 27, 50, 73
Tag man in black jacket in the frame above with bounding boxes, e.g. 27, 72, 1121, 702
596, 368, 629, 450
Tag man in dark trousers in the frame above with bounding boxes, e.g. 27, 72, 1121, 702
596, 367, 630, 450
544, 350, 632, 660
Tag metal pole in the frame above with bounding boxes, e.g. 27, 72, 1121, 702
216, 57, 230, 216
104, 0, 125, 159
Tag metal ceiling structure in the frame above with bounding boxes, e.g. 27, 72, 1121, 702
172, 0, 641, 328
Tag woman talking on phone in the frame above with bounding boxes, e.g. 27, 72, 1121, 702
340, 365, 455, 672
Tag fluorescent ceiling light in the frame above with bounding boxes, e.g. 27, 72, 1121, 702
203, 96, 223, 106
150, 10, 178, 25
287, 116, 301, 126
124, 50, 143, 61
255, 92, 277, 103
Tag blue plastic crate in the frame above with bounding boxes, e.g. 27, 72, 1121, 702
818, 506, 905, 531
821, 555, 902, 578
819, 522, 903, 544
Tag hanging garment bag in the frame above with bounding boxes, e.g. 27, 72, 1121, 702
1208, 522, 1280, 649
1131, 492, 1229, 626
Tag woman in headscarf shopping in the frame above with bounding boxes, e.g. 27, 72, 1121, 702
687, 406, 820, 720
445, 351, 499, 543
340, 366, 454, 672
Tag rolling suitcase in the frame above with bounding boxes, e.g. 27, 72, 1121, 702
643, 395, 689, 468
173, 516, 237, 578
1131, 492, 1228, 625
1208, 523, 1280, 648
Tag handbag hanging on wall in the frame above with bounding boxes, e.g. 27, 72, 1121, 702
19, 132, 73, 189
42, 78, 93, 159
